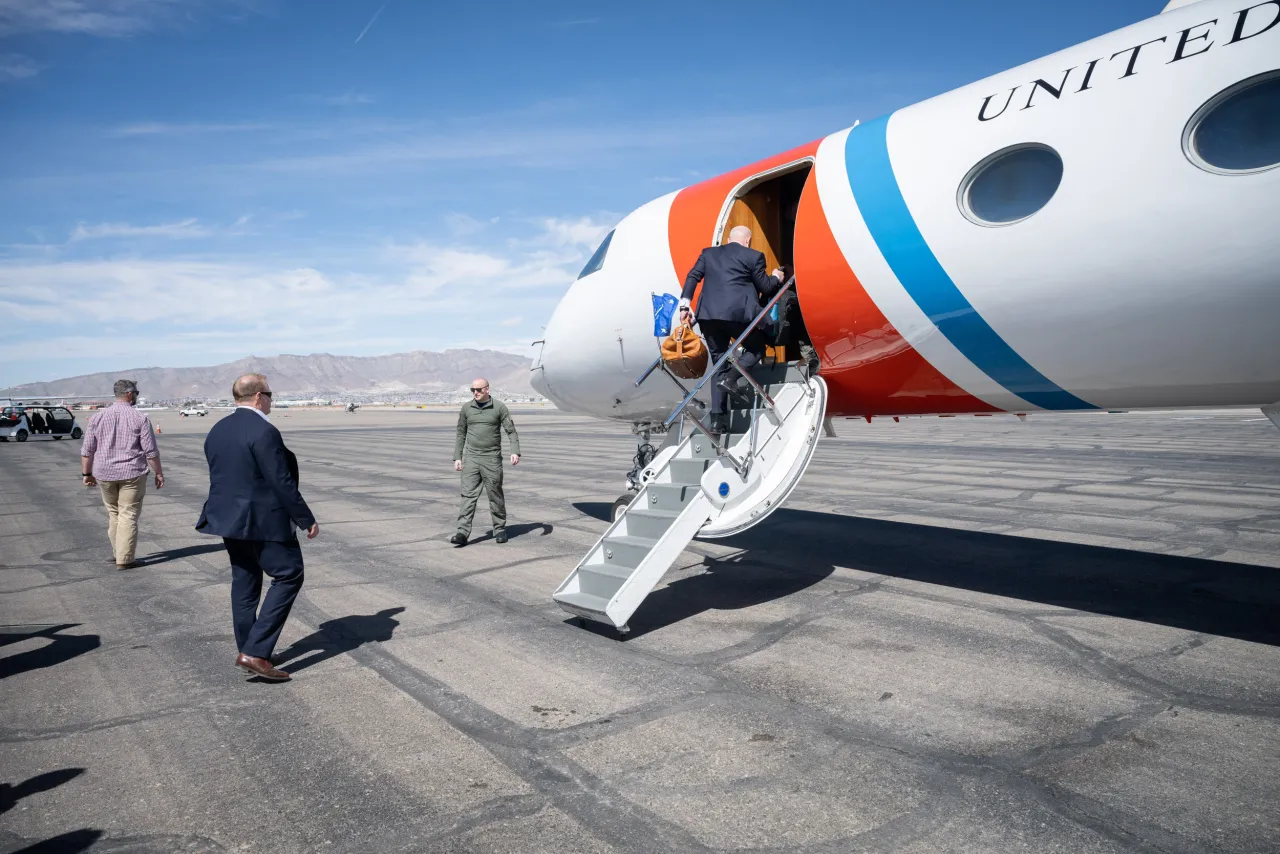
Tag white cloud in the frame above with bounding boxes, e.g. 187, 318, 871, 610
0, 0, 182, 37
107, 121, 271, 137
444, 213, 495, 237
541, 216, 612, 248
0, 53, 42, 81
0, 211, 610, 384
309, 91, 375, 106
69, 218, 214, 241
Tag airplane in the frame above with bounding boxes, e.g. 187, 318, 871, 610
529, 0, 1280, 633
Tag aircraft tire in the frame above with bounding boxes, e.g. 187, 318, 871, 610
15, 430, 27, 442
610, 494, 634, 523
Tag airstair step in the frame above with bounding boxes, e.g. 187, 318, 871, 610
625, 507, 679, 539
685, 438, 720, 460
601, 534, 658, 569
667, 458, 710, 484
555, 590, 610, 615
577, 567, 630, 598
646, 483, 698, 512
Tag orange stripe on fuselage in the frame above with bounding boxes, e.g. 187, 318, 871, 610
793, 157, 998, 417
667, 141, 820, 308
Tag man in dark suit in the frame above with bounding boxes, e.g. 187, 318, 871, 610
680, 225, 785, 434
197, 373, 319, 682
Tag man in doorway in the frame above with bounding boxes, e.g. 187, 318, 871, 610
679, 225, 785, 435
451, 378, 520, 547
80, 379, 164, 569
197, 373, 319, 682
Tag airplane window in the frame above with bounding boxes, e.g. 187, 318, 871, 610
577, 230, 614, 280
959, 144, 1063, 226
1186, 71, 1280, 174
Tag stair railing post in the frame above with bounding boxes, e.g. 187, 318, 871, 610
660, 278, 795, 431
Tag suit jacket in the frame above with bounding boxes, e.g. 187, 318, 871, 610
680, 242, 782, 324
196, 408, 316, 542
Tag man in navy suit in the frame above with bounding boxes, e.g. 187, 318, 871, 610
197, 373, 319, 682
680, 225, 785, 434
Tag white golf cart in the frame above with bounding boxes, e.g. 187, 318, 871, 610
0, 405, 83, 443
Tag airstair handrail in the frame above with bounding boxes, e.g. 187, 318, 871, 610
660, 277, 795, 429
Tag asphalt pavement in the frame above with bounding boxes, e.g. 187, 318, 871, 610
2, 406, 1277, 853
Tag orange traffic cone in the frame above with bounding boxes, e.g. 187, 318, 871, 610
156, 426, 162, 434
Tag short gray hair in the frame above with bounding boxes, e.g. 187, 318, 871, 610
113, 379, 138, 398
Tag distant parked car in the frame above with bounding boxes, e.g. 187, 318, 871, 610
179, 406, 208, 417
0, 405, 82, 443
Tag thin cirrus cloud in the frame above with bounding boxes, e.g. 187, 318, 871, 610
0, 0, 184, 37
308, 91, 376, 106
0, 52, 42, 80
69, 218, 214, 241
107, 121, 272, 137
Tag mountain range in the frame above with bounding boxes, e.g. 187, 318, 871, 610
6, 350, 537, 401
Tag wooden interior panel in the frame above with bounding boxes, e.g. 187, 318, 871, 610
720, 187, 781, 274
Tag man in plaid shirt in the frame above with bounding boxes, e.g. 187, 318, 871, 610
80, 379, 165, 568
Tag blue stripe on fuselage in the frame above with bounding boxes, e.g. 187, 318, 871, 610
844, 114, 1095, 411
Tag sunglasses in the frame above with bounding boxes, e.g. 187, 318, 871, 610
259, 390, 274, 398
470, 387, 489, 393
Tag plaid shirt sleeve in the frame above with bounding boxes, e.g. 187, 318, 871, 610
139, 415, 159, 459
80, 413, 98, 458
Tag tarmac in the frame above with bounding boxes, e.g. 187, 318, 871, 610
1, 406, 1278, 854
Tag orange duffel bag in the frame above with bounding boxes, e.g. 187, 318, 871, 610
661, 319, 708, 379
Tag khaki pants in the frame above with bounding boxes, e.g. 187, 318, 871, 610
98, 474, 147, 565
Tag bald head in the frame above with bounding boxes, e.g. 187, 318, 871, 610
728, 226, 753, 247
233, 373, 273, 414
470, 378, 490, 403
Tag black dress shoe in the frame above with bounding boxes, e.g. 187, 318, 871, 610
494, 532, 508, 544
450, 533, 467, 546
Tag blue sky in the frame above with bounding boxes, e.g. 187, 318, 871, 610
0, 0, 1160, 387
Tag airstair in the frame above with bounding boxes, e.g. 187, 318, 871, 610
553, 280, 828, 633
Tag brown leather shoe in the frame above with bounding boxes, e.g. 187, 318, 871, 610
235, 653, 291, 681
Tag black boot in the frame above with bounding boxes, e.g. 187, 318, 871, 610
450, 533, 467, 546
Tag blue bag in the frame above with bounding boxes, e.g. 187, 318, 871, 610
652, 293, 679, 337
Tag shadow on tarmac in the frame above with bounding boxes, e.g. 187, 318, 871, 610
572, 503, 1280, 645
136, 543, 226, 567
0, 625, 101, 680
467, 522, 555, 544
0, 768, 85, 815
5, 830, 103, 854
273, 607, 405, 673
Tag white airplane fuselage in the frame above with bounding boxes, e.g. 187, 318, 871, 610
532, 0, 1280, 424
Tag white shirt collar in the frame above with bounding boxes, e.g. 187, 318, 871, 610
236, 405, 270, 422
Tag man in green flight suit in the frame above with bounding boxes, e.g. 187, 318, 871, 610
451, 377, 521, 546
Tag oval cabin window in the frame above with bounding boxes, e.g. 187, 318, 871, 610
959, 144, 1063, 226
1186, 71, 1280, 175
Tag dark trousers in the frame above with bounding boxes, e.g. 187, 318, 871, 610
700, 319, 767, 415
224, 537, 305, 659
456, 455, 505, 537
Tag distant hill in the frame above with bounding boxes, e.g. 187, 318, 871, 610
7, 349, 536, 401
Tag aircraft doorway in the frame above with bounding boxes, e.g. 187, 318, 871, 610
714, 161, 815, 368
